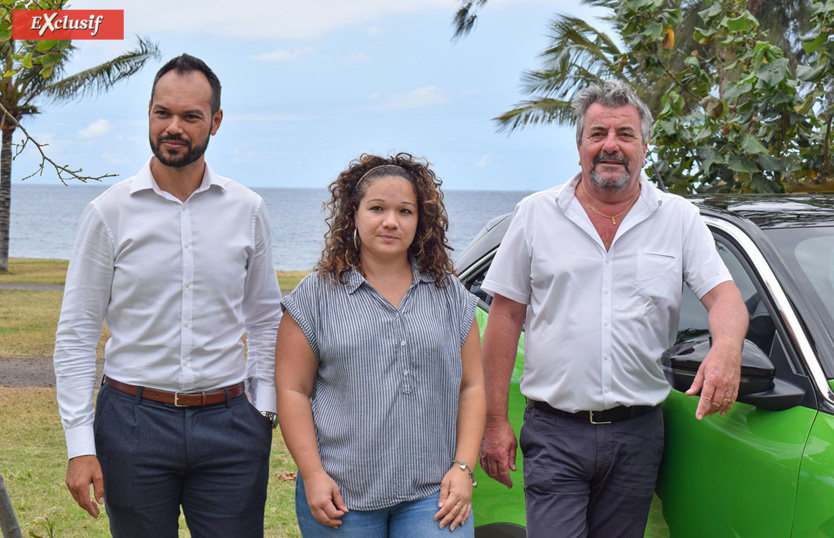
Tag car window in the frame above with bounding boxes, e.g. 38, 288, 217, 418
460, 255, 495, 311
677, 239, 776, 354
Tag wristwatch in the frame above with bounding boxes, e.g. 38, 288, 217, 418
260, 411, 278, 429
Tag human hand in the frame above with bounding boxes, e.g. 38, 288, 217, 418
478, 417, 517, 488
686, 342, 741, 420
303, 470, 348, 528
65, 455, 104, 518
434, 464, 474, 531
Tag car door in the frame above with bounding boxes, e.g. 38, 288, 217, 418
655, 220, 819, 537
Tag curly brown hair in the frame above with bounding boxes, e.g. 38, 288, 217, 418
316, 152, 454, 286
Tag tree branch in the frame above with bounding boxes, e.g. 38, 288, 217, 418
0, 101, 117, 185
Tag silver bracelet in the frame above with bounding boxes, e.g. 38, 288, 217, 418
452, 459, 477, 488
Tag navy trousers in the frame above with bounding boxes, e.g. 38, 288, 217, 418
93, 383, 273, 538
520, 405, 664, 538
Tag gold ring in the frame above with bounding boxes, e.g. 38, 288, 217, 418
723, 398, 732, 403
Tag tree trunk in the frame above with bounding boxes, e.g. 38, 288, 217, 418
0, 473, 23, 538
0, 125, 13, 272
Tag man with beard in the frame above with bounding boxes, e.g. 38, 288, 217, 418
53, 54, 282, 537
477, 80, 748, 537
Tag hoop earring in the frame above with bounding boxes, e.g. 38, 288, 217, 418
353, 228, 360, 250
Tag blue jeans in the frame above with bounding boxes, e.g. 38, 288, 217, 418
295, 474, 474, 537
93, 383, 273, 538
520, 405, 664, 538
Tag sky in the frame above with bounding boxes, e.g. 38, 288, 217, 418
11, 0, 610, 191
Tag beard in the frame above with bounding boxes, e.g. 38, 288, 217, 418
589, 151, 631, 192
150, 133, 210, 168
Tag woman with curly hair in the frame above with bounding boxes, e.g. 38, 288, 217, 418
275, 153, 485, 536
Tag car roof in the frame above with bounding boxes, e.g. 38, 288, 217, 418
691, 193, 834, 229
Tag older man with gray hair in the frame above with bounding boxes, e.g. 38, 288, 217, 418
477, 80, 748, 536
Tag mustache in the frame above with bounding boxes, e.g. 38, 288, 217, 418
593, 151, 628, 167
158, 134, 190, 146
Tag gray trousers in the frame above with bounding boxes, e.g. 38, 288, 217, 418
520, 404, 664, 538
93, 383, 273, 538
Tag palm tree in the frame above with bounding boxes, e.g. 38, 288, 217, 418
0, 36, 160, 271
452, 0, 813, 132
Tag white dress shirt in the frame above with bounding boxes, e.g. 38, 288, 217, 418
482, 174, 731, 413
54, 159, 282, 458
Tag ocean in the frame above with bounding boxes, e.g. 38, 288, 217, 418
9, 183, 532, 271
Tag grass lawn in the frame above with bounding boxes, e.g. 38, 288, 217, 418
0, 388, 300, 537
0, 258, 305, 536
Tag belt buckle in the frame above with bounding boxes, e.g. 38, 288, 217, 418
173, 392, 187, 407
589, 410, 611, 425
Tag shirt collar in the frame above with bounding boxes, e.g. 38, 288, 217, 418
129, 158, 228, 197
345, 258, 433, 294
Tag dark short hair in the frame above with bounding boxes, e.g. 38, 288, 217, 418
151, 54, 221, 115
571, 79, 652, 145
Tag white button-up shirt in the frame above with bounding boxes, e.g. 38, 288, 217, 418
54, 159, 282, 458
482, 174, 731, 412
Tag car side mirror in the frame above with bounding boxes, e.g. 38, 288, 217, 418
661, 337, 805, 411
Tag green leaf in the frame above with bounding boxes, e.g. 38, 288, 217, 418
22, 51, 32, 69
801, 31, 826, 55
39, 64, 54, 78
756, 154, 784, 172
795, 92, 816, 115
752, 174, 782, 193
658, 117, 677, 136
684, 55, 699, 68
37, 52, 62, 67
756, 57, 789, 87
645, 22, 663, 39
698, 4, 722, 20
741, 135, 769, 156
3, 67, 21, 77
724, 81, 752, 102
797, 63, 828, 83
34, 39, 59, 52
728, 155, 759, 174
0, 24, 10, 42
726, 14, 755, 33
698, 145, 724, 176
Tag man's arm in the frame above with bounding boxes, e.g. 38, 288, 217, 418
53, 203, 114, 517
242, 201, 283, 414
686, 280, 748, 419
479, 293, 526, 488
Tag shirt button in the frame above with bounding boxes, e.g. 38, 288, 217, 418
182, 205, 187, 211
184, 321, 190, 327
185, 281, 191, 288
401, 340, 406, 346
184, 242, 190, 248
404, 370, 409, 376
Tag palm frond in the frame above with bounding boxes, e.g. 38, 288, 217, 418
493, 98, 574, 133
39, 36, 160, 103
451, 0, 489, 40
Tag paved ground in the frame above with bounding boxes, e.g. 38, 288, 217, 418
0, 282, 64, 290
0, 356, 104, 388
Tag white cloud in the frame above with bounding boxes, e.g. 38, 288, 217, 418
369, 87, 450, 110
78, 119, 112, 139
250, 47, 314, 62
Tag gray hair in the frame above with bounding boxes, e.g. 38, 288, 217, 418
571, 80, 652, 145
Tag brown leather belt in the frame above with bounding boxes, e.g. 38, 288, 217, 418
530, 400, 657, 425
104, 377, 245, 407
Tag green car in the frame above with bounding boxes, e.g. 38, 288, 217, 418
456, 195, 834, 537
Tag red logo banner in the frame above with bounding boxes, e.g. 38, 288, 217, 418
12, 10, 124, 40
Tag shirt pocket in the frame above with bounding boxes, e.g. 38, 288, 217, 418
636, 251, 680, 296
